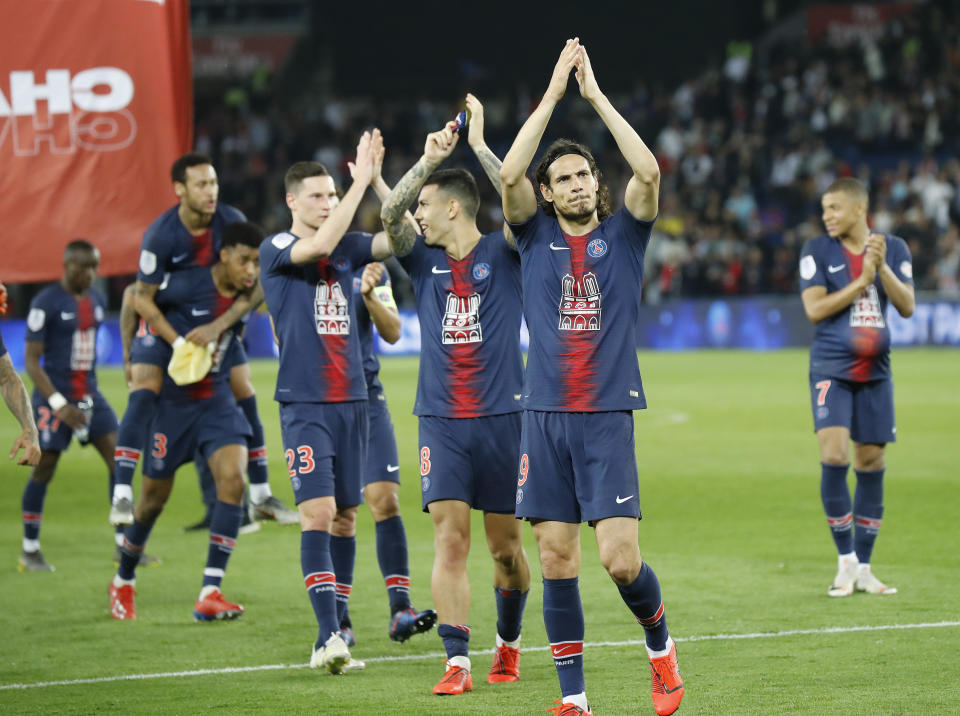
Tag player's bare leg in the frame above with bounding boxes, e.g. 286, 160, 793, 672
483, 511, 530, 683
365, 480, 400, 522
850, 442, 895, 594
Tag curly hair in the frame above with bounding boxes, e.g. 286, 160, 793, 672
533, 139, 611, 221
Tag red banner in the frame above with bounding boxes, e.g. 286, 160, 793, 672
0, 0, 192, 282
806, 3, 916, 45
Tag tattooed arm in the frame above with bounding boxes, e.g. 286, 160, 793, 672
464, 93, 516, 248
0, 351, 40, 465
380, 122, 459, 257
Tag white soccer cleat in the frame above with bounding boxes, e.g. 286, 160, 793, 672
855, 565, 897, 595
342, 658, 366, 672
109, 497, 134, 526
310, 632, 351, 674
828, 554, 859, 597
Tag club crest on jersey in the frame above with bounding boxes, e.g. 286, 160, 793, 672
353, 277, 362, 292
421, 476, 430, 492
472, 262, 491, 280
586, 238, 607, 258
291, 476, 302, 492
558, 272, 601, 331
442, 292, 483, 344
334, 258, 351, 271
314, 281, 350, 335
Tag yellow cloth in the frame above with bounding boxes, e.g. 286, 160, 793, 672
167, 340, 214, 386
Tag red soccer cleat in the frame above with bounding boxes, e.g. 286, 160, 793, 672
193, 588, 244, 621
109, 582, 137, 620
487, 643, 520, 683
432, 660, 473, 695
649, 641, 684, 715
546, 699, 593, 715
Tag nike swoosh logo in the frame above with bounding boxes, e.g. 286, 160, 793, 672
828, 264, 845, 273
552, 645, 577, 656
549, 242, 570, 251
615, 495, 634, 504
191, 308, 210, 316
386, 465, 400, 472
60, 312, 76, 320
432, 266, 451, 274
172, 253, 190, 264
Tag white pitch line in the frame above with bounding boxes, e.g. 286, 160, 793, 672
2, 620, 957, 691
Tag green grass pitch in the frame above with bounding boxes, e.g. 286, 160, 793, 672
1, 349, 958, 714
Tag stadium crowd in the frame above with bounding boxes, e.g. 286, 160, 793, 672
186, 0, 960, 307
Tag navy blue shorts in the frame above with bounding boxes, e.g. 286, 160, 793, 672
145, 394, 251, 479
129, 328, 172, 368
33, 389, 118, 452
365, 390, 400, 487
810, 373, 896, 444
280, 401, 368, 508
418, 413, 520, 514
516, 410, 642, 524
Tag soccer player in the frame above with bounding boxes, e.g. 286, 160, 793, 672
499, 40, 683, 716
0, 282, 41, 468
108, 222, 262, 621
334, 260, 438, 646
112, 153, 295, 528
20, 241, 157, 571
261, 130, 431, 674
799, 177, 914, 597
380, 94, 530, 696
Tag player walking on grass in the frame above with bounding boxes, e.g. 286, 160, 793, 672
799, 177, 914, 597
108, 223, 263, 621
260, 131, 433, 676
20, 241, 155, 571
334, 260, 438, 647
500, 40, 683, 716
111, 153, 295, 531
0, 282, 41, 468
381, 95, 531, 697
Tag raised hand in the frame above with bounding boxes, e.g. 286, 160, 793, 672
424, 121, 459, 164
370, 128, 385, 181
574, 44, 601, 102
348, 130, 375, 187
545, 38, 581, 103
465, 93, 486, 149
360, 262, 384, 296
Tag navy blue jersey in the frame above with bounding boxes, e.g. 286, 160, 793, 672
799, 234, 913, 382
352, 264, 394, 394
137, 204, 246, 284
507, 207, 652, 412
260, 231, 375, 403
159, 266, 241, 402
397, 231, 523, 418
26, 284, 107, 401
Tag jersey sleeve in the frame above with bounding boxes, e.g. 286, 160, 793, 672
25, 290, 51, 342
889, 236, 914, 285
613, 206, 656, 251
136, 221, 174, 284
506, 208, 546, 249
798, 239, 825, 291
222, 205, 248, 223
395, 236, 427, 277
344, 231, 375, 268
260, 233, 298, 275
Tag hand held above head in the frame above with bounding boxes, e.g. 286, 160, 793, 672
545, 38, 581, 103
424, 123, 459, 165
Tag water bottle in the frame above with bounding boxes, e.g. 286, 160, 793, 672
74, 395, 94, 445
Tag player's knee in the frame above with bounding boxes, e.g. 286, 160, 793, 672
599, 543, 642, 585
489, 540, 525, 573
300, 501, 336, 531
215, 472, 245, 503
367, 487, 400, 521
820, 449, 848, 466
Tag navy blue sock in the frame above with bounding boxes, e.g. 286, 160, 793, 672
301, 530, 339, 647
238, 396, 269, 486
854, 468, 885, 564
617, 562, 669, 652
330, 535, 355, 625
114, 389, 157, 487
118, 519, 154, 580
495, 587, 528, 642
437, 623, 470, 659
21, 479, 47, 542
194, 451, 217, 511
376, 516, 411, 612
203, 501, 242, 589
543, 577, 585, 698
820, 463, 853, 554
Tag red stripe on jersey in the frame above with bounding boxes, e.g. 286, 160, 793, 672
843, 248, 864, 279
637, 602, 664, 626
385, 575, 410, 589
559, 234, 600, 410
446, 257, 484, 417
193, 228, 214, 268
69, 296, 95, 400
314, 260, 352, 401
550, 641, 584, 658
304, 572, 336, 589
189, 293, 235, 400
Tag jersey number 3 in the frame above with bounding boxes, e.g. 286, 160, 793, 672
286, 446, 316, 476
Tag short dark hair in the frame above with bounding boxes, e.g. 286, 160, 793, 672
533, 139, 612, 221
64, 239, 96, 256
285, 161, 331, 195
171, 153, 214, 184
824, 177, 869, 206
425, 168, 480, 219
222, 221, 266, 250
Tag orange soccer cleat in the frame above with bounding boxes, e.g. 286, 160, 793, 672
649, 641, 684, 716
193, 588, 244, 621
432, 659, 473, 695
546, 699, 593, 715
487, 643, 520, 683
109, 581, 137, 620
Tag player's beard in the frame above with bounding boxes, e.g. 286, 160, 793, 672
557, 195, 597, 222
